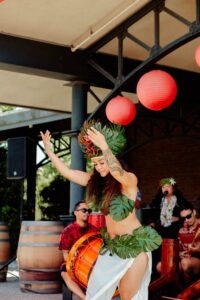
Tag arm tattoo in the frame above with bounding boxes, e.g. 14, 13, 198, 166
103, 148, 124, 176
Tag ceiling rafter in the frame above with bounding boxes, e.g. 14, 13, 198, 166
87, 0, 200, 120
0, 0, 199, 120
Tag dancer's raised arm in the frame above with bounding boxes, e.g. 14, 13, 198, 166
40, 130, 91, 186
87, 127, 137, 188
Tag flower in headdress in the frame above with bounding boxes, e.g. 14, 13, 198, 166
169, 177, 176, 185
159, 177, 176, 187
78, 119, 127, 159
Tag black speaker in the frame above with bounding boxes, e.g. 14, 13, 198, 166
7, 137, 36, 179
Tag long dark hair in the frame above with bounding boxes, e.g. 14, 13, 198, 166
150, 183, 189, 224
86, 159, 129, 214
151, 184, 188, 208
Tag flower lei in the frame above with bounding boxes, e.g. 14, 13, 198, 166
160, 195, 177, 227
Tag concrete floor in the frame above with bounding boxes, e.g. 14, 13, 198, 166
0, 260, 62, 300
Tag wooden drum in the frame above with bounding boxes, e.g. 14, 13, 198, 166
161, 238, 179, 274
149, 239, 179, 295
67, 232, 119, 298
67, 232, 102, 288
88, 212, 106, 230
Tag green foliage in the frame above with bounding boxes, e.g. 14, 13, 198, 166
36, 153, 71, 220
1, 204, 21, 256
35, 141, 71, 220
0, 105, 15, 112
109, 194, 135, 221
78, 120, 127, 158
0, 144, 22, 255
0, 135, 72, 254
100, 226, 162, 259
38, 175, 70, 220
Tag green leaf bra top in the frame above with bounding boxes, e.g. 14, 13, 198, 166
109, 194, 135, 222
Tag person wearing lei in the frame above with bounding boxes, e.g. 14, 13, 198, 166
151, 177, 188, 240
41, 120, 162, 300
150, 177, 188, 277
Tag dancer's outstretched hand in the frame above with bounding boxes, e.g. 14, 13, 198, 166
40, 130, 52, 153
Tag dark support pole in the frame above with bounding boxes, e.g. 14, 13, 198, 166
26, 143, 36, 220
19, 180, 24, 223
70, 83, 88, 214
26, 174, 36, 220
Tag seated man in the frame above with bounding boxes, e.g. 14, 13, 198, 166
59, 201, 97, 300
178, 202, 200, 286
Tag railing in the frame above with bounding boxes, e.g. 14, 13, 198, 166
0, 255, 17, 272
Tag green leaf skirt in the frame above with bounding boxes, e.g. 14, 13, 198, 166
100, 226, 162, 259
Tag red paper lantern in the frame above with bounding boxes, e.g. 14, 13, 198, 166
106, 96, 136, 125
136, 70, 177, 111
195, 45, 200, 67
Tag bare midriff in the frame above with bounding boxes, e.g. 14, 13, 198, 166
106, 212, 141, 238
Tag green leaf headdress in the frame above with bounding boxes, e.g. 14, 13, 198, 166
78, 119, 127, 158
159, 177, 176, 187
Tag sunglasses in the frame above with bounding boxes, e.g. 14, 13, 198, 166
181, 212, 193, 221
76, 208, 92, 214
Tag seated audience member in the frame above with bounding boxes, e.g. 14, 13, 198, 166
178, 202, 200, 286
59, 201, 97, 300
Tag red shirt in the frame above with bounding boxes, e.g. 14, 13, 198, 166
178, 220, 200, 254
59, 221, 97, 251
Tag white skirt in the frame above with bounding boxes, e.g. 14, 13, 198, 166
85, 251, 152, 300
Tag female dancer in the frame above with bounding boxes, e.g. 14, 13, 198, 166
150, 177, 188, 276
151, 177, 188, 239
41, 120, 161, 300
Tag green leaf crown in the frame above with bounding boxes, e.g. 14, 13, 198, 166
78, 119, 127, 158
159, 177, 176, 187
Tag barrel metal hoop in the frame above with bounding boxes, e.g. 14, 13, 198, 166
20, 231, 62, 235
20, 268, 60, 272
21, 221, 64, 226
18, 243, 59, 247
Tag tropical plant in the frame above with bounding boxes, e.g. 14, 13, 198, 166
38, 175, 70, 220
0, 145, 22, 255
0, 105, 15, 112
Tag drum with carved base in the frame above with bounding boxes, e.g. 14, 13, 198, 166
161, 238, 179, 274
178, 279, 200, 300
149, 238, 179, 295
66, 232, 119, 298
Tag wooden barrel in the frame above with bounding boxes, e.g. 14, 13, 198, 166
17, 221, 64, 294
0, 222, 11, 282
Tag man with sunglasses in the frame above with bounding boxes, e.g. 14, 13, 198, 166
59, 201, 97, 300
178, 202, 200, 286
